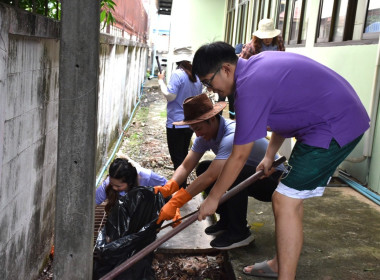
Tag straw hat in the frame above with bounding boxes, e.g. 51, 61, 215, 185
173, 94, 226, 125
253, 18, 281, 39
171, 46, 193, 63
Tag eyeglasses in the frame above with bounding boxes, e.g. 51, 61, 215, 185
201, 66, 222, 88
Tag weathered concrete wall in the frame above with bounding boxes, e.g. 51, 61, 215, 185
0, 4, 60, 280
96, 35, 148, 172
0, 3, 148, 279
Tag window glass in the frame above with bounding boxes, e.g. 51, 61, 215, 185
300, 0, 308, 41
290, 0, 303, 41
332, 0, 348, 41
364, 0, 380, 33
284, 0, 293, 41
278, 0, 287, 33
318, 0, 334, 40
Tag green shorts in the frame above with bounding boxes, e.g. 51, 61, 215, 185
281, 135, 363, 191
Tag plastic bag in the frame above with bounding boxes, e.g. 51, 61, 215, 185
93, 186, 165, 280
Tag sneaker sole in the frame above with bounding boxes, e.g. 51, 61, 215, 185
211, 235, 255, 250
205, 229, 226, 236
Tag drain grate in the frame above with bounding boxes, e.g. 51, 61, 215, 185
94, 204, 107, 247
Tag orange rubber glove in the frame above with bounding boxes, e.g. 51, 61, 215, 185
157, 188, 192, 224
154, 179, 179, 198
171, 208, 182, 228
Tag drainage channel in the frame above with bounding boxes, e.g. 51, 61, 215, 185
92, 202, 233, 279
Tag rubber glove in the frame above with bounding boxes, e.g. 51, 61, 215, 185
157, 188, 192, 224
171, 208, 182, 228
154, 179, 179, 198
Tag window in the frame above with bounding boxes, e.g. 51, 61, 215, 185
289, 0, 307, 44
225, 0, 236, 44
277, 0, 288, 35
363, 0, 380, 39
278, 0, 307, 45
316, 0, 358, 43
236, 0, 250, 45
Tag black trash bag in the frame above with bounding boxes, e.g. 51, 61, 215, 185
93, 186, 165, 280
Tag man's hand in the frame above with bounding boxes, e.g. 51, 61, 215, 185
197, 195, 219, 221
158, 70, 165, 80
157, 188, 192, 224
257, 156, 274, 178
154, 179, 179, 198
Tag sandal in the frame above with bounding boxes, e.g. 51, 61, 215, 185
243, 260, 278, 278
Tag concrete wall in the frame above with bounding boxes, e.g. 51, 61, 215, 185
97, 34, 148, 173
0, 3, 148, 279
0, 4, 60, 280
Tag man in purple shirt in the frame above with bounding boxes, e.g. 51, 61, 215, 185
192, 42, 370, 279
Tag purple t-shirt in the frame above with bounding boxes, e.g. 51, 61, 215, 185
167, 68, 202, 128
234, 52, 370, 149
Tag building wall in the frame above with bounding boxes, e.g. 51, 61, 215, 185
165, 0, 227, 79
96, 35, 148, 173
283, 0, 379, 190
0, 4, 60, 279
0, 4, 148, 278
221, 0, 380, 193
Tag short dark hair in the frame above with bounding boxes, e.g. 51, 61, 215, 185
192, 41, 238, 78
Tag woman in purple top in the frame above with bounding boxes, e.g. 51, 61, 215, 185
95, 158, 167, 211
192, 42, 370, 279
158, 46, 202, 185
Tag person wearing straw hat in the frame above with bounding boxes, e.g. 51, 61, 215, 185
240, 18, 285, 59
154, 93, 285, 250
191, 42, 369, 278
158, 46, 202, 187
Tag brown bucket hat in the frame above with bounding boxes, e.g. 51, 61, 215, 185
173, 93, 227, 126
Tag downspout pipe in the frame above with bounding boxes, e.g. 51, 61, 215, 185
95, 81, 145, 187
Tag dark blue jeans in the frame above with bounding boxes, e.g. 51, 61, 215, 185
196, 160, 282, 236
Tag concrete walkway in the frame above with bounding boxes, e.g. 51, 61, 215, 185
143, 79, 380, 279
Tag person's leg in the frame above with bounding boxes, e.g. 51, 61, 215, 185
272, 191, 303, 280
166, 127, 183, 170
167, 127, 192, 169
181, 127, 193, 161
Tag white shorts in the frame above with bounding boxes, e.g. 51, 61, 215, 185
275, 182, 326, 199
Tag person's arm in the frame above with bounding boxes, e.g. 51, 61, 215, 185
198, 142, 254, 220
257, 132, 285, 175
158, 71, 176, 102
154, 150, 202, 197
95, 176, 109, 205
157, 158, 227, 224
185, 159, 226, 197
172, 150, 203, 185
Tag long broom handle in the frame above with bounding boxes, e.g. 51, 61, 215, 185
100, 156, 286, 280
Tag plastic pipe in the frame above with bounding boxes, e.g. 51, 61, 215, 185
338, 173, 380, 206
